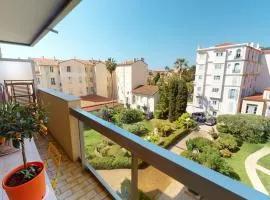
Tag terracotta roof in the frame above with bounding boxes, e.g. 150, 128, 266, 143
215, 42, 234, 47
132, 85, 159, 96
33, 58, 60, 66
243, 93, 264, 102
264, 87, 270, 91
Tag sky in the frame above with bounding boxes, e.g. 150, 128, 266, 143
1, 0, 270, 69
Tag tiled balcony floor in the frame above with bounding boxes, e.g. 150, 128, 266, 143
35, 134, 111, 200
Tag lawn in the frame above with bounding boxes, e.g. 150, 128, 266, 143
258, 154, 270, 170
257, 170, 270, 194
226, 142, 268, 187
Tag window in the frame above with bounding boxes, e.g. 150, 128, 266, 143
68, 76, 72, 83
215, 64, 222, 69
235, 49, 241, 58
213, 111, 217, 116
212, 88, 219, 93
67, 66, 71, 72
213, 75, 220, 80
37, 78, 40, 85
198, 75, 202, 80
133, 95, 135, 103
228, 89, 236, 99
216, 52, 223, 57
51, 78, 56, 85
233, 63, 240, 73
246, 104, 257, 114
212, 100, 217, 105
50, 66, 54, 72
197, 87, 201, 92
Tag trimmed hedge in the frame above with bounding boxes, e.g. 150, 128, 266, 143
159, 128, 189, 148
217, 114, 270, 143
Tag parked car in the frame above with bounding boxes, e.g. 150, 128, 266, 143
204, 117, 216, 126
191, 112, 206, 122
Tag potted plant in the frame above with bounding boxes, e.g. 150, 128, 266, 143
1, 103, 48, 200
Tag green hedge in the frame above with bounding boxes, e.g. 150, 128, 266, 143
159, 128, 189, 148
89, 156, 131, 169
217, 114, 270, 143
114, 109, 145, 124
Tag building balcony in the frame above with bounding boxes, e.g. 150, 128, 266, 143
31, 88, 269, 200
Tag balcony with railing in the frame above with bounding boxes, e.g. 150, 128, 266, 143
36, 88, 270, 200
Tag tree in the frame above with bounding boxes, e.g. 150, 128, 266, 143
153, 72, 160, 85
105, 58, 117, 101
154, 78, 169, 119
174, 58, 188, 79
168, 78, 178, 121
182, 65, 195, 82
175, 80, 188, 118
164, 66, 170, 71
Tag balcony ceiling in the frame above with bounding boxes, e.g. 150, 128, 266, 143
0, 0, 80, 46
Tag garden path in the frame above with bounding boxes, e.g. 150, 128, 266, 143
245, 146, 270, 195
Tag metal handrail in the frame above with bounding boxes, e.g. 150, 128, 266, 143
70, 107, 269, 200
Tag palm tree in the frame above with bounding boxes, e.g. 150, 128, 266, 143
105, 58, 117, 102
174, 58, 188, 79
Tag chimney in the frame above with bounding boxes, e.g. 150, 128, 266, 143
133, 58, 137, 62
141, 57, 144, 62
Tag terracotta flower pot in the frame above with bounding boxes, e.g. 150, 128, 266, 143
0, 136, 6, 145
2, 161, 46, 200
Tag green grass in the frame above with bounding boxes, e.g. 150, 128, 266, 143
257, 170, 270, 194
226, 142, 267, 187
84, 129, 102, 146
258, 154, 270, 170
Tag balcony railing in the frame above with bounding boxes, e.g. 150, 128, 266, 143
69, 107, 269, 200
38, 88, 269, 200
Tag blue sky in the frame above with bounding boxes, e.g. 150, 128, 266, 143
1, 0, 270, 69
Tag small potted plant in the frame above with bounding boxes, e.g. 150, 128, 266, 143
1, 103, 48, 200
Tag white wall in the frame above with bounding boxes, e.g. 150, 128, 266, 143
241, 100, 265, 115
256, 54, 270, 92
130, 93, 159, 112
0, 59, 34, 84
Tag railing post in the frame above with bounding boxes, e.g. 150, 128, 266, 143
131, 153, 139, 200
78, 120, 86, 167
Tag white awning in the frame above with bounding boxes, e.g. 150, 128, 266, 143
0, 0, 80, 46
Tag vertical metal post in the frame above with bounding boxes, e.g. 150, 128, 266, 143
78, 120, 86, 167
131, 153, 139, 200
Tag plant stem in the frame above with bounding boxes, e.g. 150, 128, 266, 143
21, 139, 27, 169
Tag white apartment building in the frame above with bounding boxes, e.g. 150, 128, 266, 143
34, 58, 97, 96
115, 59, 148, 105
58, 59, 96, 96
193, 42, 262, 116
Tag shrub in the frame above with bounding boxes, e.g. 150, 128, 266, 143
175, 113, 197, 130
209, 127, 219, 139
145, 132, 160, 143
155, 121, 173, 137
186, 137, 214, 152
220, 149, 232, 158
116, 109, 145, 124
217, 114, 270, 143
123, 123, 148, 136
216, 134, 239, 152
183, 137, 240, 180
154, 109, 168, 119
